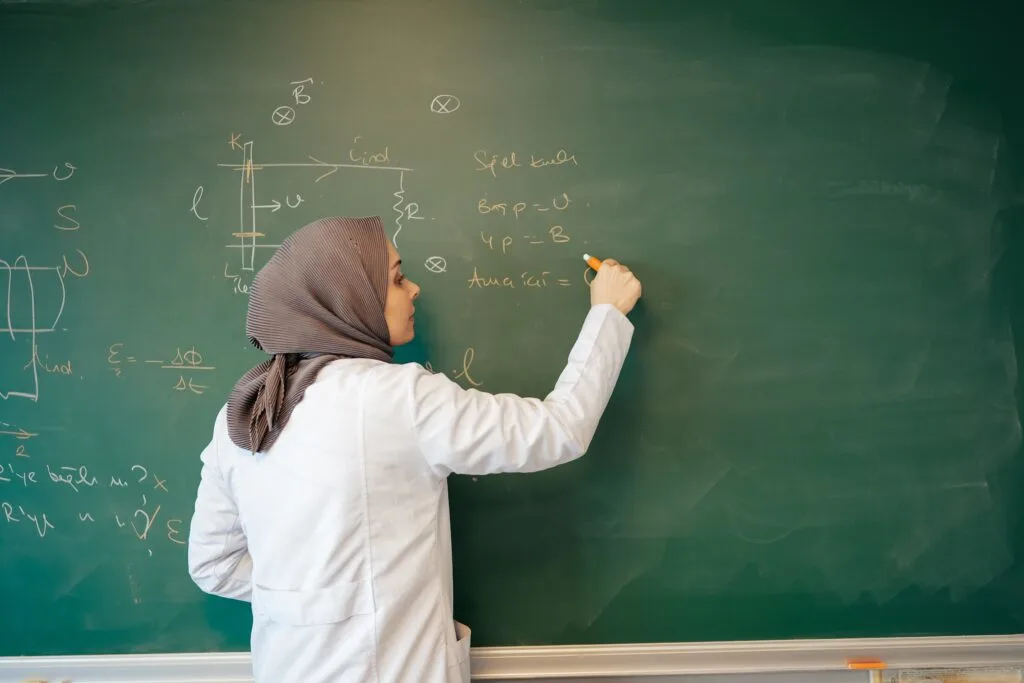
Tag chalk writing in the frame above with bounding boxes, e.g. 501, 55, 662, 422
107, 342, 214, 394
0, 454, 184, 552
530, 149, 578, 169
482, 233, 514, 254
0, 423, 36, 440
167, 518, 186, 545
175, 375, 207, 395
224, 263, 251, 295
522, 271, 551, 288
15, 468, 37, 486
0, 460, 37, 486
424, 347, 485, 388
478, 192, 573, 218
481, 226, 571, 254
2, 248, 89, 402
467, 267, 516, 289
469, 144, 583, 307
291, 78, 314, 106
349, 136, 391, 167
392, 170, 423, 247
1, 502, 189, 550
106, 344, 214, 372
45, 464, 98, 493
24, 344, 73, 376
130, 495, 161, 541
271, 104, 296, 125
58, 249, 90, 279
430, 94, 461, 114
474, 151, 520, 178
270, 78, 315, 126
191, 185, 208, 221
474, 148, 578, 178
453, 347, 483, 387
2, 462, 167, 491
218, 138, 417, 273
97, 492, 191, 555
1, 502, 54, 537
55, 204, 80, 231
424, 256, 448, 274
53, 162, 76, 181
1, 162, 88, 413
251, 196, 303, 213
0, 162, 75, 187
547, 225, 570, 243
467, 267, 573, 289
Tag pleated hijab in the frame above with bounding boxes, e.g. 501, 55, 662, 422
226, 216, 394, 452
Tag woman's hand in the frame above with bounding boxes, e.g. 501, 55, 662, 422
590, 258, 642, 315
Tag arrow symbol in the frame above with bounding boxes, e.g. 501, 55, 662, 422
252, 200, 281, 212
0, 427, 38, 440
0, 167, 48, 187
307, 155, 340, 183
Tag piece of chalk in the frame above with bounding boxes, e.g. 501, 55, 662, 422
846, 659, 887, 670
583, 253, 603, 270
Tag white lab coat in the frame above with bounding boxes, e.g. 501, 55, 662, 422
187, 303, 634, 683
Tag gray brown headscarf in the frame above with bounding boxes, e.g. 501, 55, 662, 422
226, 216, 394, 452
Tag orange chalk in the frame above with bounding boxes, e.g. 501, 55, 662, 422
583, 253, 603, 271
846, 659, 887, 670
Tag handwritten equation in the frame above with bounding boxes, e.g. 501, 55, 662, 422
107, 343, 214, 395
467, 146, 583, 291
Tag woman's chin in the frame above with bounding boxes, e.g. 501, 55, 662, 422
391, 326, 415, 347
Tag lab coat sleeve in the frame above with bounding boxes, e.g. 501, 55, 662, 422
187, 423, 253, 602
410, 303, 635, 476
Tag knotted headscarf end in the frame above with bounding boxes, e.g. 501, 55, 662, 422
224, 216, 394, 453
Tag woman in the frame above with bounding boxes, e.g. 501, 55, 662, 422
188, 215, 642, 683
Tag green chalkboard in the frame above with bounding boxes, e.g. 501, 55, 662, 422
2, 0, 1024, 657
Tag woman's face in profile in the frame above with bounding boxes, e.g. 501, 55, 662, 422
384, 239, 420, 346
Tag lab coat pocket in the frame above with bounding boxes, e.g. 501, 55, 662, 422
448, 621, 471, 682
252, 579, 374, 626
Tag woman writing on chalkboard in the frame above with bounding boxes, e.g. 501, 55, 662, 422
187, 216, 642, 683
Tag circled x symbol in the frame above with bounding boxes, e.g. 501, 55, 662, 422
425, 256, 448, 273
430, 94, 461, 114
272, 106, 296, 126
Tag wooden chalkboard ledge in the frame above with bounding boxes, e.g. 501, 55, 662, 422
1, 635, 1022, 682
